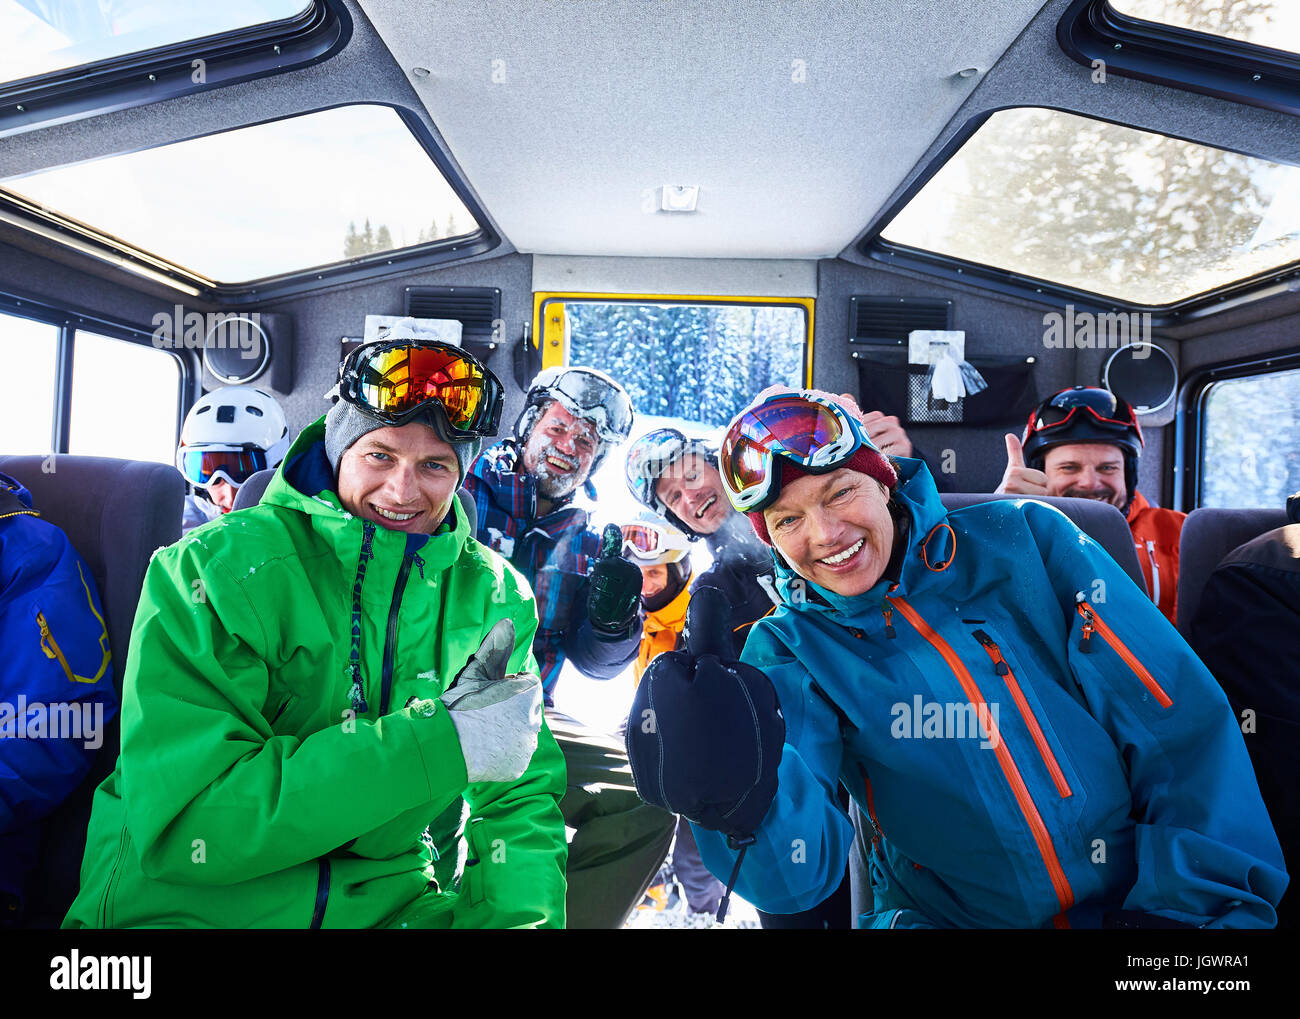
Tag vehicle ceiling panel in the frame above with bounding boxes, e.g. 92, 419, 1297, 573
358, 0, 1050, 258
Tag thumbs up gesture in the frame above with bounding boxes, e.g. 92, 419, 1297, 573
995, 433, 1050, 496
625, 587, 785, 839
440, 619, 544, 784
586, 523, 643, 637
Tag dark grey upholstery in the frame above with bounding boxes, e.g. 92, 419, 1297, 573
232, 467, 276, 510
940, 493, 1147, 594
0, 454, 183, 927
233, 466, 480, 528
1177, 507, 1289, 636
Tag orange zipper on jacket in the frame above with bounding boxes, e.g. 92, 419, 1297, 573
857, 762, 884, 848
973, 632, 1072, 799
888, 594, 1074, 927
1075, 598, 1172, 708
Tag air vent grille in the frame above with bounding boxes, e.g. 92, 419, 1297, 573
405, 286, 501, 348
850, 296, 952, 346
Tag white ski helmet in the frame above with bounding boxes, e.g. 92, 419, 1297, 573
176, 386, 290, 488
514, 366, 635, 474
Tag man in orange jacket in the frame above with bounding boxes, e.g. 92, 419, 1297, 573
995, 386, 1184, 625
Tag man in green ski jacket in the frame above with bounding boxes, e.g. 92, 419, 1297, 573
64, 339, 567, 929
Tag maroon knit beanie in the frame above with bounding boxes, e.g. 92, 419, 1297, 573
747, 446, 898, 546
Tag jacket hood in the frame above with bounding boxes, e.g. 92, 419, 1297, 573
259, 414, 471, 568
770, 455, 953, 617
0, 472, 35, 517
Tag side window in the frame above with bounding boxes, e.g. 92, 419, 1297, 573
0, 312, 59, 455
1200, 367, 1300, 508
69, 331, 182, 464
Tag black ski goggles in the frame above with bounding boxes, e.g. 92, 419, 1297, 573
337, 340, 504, 437
1031, 388, 1142, 444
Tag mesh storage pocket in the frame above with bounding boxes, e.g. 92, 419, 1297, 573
852, 349, 1037, 427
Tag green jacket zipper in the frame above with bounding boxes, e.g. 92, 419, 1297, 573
97, 826, 130, 929
379, 552, 422, 715
310, 859, 330, 929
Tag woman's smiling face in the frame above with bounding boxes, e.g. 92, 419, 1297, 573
763, 467, 897, 598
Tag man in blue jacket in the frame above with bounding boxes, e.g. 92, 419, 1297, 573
465, 366, 675, 928
630, 390, 1286, 928
0, 472, 117, 927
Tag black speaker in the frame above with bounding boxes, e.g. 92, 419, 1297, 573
202, 311, 293, 393
1103, 342, 1177, 421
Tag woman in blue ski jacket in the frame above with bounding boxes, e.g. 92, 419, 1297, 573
630, 389, 1287, 929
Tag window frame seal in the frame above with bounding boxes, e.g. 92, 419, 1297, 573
0, 0, 351, 139
1058, 0, 1300, 117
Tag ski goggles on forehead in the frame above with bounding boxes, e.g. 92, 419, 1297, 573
338, 340, 504, 437
1033, 388, 1140, 436
176, 446, 269, 489
620, 523, 689, 564
546, 369, 634, 441
720, 395, 864, 513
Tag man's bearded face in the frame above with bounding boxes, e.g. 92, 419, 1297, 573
521, 401, 600, 501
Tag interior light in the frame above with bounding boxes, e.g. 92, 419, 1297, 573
659, 185, 700, 213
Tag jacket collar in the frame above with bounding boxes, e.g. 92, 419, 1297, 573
770, 456, 953, 617
0, 471, 36, 518
259, 415, 470, 569
1124, 488, 1150, 522
645, 582, 692, 631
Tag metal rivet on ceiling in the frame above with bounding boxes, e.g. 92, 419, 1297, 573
412, 67, 431, 78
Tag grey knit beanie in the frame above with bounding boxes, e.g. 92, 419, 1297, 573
325, 399, 481, 484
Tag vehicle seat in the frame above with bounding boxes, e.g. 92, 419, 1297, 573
940, 493, 1147, 594
0, 454, 183, 927
1176, 507, 1289, 636
232, 468, 276, 510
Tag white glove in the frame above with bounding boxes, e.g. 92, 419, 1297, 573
440, 619, 543, 784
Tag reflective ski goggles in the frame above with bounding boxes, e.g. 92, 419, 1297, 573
620, 522, 690, 564
720, 393, 868, 513
540, 368, 634, 443
337, 340, 504, 437
624, 428, 716, 511
1031, 387, 1143, 445
176, 446, 270, 489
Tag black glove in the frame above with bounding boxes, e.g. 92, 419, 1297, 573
626, 585, 785, 840
587, 523, 642, 637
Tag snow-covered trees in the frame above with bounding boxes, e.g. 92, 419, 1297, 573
567, 303, 805, 427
